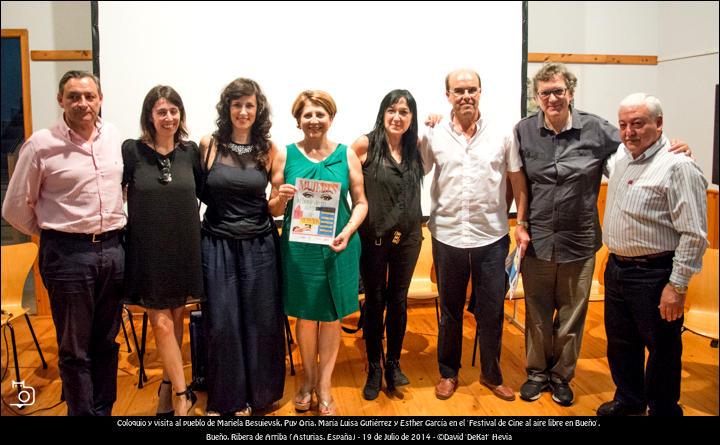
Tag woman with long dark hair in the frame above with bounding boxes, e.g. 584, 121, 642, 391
350, 89, 424, 400
198, 78, 286, 416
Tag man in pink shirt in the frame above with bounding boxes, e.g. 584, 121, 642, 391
2, 70, 126, 415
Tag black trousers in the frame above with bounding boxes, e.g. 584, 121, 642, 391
604, 254, 683, 416
360, 230, 421, 364
39, 230, 124, 416
432, 235, 509, 384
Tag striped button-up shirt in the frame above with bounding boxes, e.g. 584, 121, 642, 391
420, 115, 522, 248
2, 117, 126, 236
603, 134, 708, 286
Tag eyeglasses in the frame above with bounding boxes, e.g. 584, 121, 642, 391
537, 88, 567, 99
449, 87, 480, 97
158, 158, 172, 184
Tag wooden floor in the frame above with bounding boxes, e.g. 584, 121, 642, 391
1, 298, 717, 416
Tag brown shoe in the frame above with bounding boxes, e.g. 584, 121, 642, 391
435, 377, 458, 400
480, 379, 516, 401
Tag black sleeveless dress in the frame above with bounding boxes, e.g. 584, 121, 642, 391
200, 145, 285, 414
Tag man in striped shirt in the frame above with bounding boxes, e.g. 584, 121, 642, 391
599, 93, 708, 416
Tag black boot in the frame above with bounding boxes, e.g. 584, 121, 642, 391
385, 360, 409, 390
363, 362, 383, 400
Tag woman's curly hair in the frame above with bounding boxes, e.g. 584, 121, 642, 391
213, 78, 272, 168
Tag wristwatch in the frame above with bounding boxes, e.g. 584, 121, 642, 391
669, 282, 688, 295
516, 220, 529, 228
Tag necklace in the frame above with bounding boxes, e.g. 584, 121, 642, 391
226, 141, 254, 156
151, 143, 173, 184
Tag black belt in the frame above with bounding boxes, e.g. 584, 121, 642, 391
42, 229, 122, 243
612, 251, 673, 263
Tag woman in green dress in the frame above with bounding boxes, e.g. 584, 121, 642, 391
270, 90, 367, 416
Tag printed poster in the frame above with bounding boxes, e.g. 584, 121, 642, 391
289, 178, 341, 245
505, 246, 522, 300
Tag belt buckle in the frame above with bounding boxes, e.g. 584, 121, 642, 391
92, 233, 100, 243
391, 231, 402, 245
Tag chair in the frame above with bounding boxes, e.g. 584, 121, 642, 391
589, 244, 610, 301
284, 315, 296, 376
122, 305, 148, 387
409, 226, 440, 324
128, 305, 296, 387
683, 248, 719, 347
1, 243, 48, 393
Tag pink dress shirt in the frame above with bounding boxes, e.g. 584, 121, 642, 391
2, 116, 126, 236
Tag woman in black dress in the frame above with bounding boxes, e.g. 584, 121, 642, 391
122, 86, 203, 416
198, 78, 286, 416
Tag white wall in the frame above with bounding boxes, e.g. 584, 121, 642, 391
528, 1, 719, 183
4, 0, 716, 179
658, 1, 719, 184
528, 1, 659, 123
97, 1, 524, 215
1, 1, 92, 133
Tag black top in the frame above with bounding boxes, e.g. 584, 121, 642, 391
360, 152, 423, 240
121, 139, 204, 308
200, 146, 274, 239
514, 108, 620, 263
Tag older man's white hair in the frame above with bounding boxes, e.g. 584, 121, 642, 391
619, 93, 663, 119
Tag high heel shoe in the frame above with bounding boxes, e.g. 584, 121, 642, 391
318, 397, 336, 416
156, 380, 174, 417
175, 387, 198, 416
294, 388, 314, 412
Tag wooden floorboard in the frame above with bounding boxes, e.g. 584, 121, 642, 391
1, 299, 717, 416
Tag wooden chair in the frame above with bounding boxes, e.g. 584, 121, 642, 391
408, 226, 440, 324
589, 244, 610, 301
1, 243, 48, 393
683, 248, 719, 347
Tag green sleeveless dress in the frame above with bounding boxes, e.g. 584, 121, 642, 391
281, 143, 361, 321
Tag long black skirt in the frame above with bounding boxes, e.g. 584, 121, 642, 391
202, 231, 285, 413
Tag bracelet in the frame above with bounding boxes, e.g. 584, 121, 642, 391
516, 220, 529, 228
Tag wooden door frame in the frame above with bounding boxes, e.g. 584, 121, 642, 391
1, 28, 48, 315
1, 29, 32, 140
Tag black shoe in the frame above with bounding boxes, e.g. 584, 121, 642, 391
551, 381, 574, 406
597, 400, 646, 416
363, 362, 383, 400
519, 379, 548, 401
385, 360, 410, 389
176, 387, 198, 416
156, 380, 174, 417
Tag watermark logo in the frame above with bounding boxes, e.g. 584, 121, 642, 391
11, 380, 35, 408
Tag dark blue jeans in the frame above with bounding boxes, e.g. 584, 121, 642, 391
432, 235, 509, 384
360, 229, 422, 364
39, 230, 124, 416
604, 254, 683, 416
